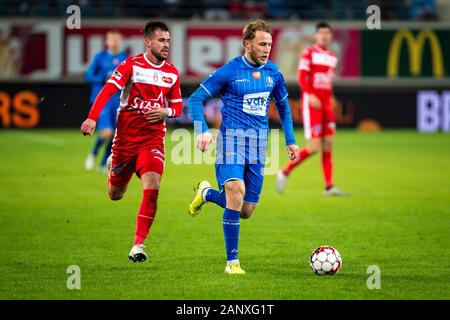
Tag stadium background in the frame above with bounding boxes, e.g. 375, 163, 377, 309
0, 0, 449, 300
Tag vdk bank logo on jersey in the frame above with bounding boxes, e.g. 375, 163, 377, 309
242, 92, 271, 116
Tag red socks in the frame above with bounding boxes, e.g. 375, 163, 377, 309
134, 189, 159, 245
283, 148, 311, 176
322, 151, 333, 189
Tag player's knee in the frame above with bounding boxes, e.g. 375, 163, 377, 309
225, 186, 244, 210
142, 180, 160, 190
322, 140, 333, 152
308, 145, 320, 154
141, 172, 161, 190
240, 209, 254, 219
307, 140, 321, 154
100, 130, 114, 140
108, 188, 124, 201
228, 193, 244, 209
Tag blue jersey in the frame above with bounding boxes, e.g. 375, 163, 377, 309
85, 49, 128, 104
200, 56, 288, 132
188, 56, 296, 205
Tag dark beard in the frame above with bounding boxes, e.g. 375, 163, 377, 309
151, 48, 167, 62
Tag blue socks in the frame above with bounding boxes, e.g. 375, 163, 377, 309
222, 208, 240, 261
205, 188, 226, 208
92, 136, 104, 156
204, 189, 240, 262
100, 140, 113, 167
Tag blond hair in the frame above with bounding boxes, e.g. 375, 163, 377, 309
242, 19, 272, 42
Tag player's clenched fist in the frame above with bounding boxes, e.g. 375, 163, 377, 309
80, 119, 96, 136
196, 132, 214, 152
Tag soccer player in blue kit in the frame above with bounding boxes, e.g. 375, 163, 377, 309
84, 30, 128, 172
188, 20, 299, 274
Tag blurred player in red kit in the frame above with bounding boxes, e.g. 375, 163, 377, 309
80, 21, 183, 262
277, 22, 348, 196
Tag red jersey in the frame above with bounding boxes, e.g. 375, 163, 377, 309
297, 44, 337, 96
88, 53, 182, 151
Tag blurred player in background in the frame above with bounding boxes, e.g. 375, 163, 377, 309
277, 22, 348, 196
81, 21, 182, 262
188, 20, 298, 274
84, 30, 128, 172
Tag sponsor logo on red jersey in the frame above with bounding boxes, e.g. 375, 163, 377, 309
162, 76, 173, 84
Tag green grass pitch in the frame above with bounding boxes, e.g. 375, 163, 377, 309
0, 129, 449, 299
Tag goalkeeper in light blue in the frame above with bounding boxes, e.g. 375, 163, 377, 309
188, 20, 299, 274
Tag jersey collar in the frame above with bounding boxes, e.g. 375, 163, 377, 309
314, 44, 329, 52
241, 56, 266, 70
143, 53, 166, 68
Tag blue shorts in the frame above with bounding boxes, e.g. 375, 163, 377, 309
96, 94, 120, 131
214, 129, 268, 204
215, 162, 265, 205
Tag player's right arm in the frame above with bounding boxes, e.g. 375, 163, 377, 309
298, 48, 321, 109
187, 65, 228, 151
80, 59, 132, 136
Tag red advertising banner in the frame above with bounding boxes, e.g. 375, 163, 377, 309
0, 21, 360, 81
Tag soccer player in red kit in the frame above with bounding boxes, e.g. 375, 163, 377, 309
276, 22, 348, 196
80, 21, 183, 262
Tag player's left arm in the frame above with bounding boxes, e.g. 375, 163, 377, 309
273, 71, 299, 160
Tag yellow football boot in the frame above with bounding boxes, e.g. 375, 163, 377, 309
188, 180, 211, 217
224, 261, 246, 275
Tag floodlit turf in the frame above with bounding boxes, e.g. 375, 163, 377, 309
0, 129, 449, 300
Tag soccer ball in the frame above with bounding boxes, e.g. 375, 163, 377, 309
310, 246, 342, 275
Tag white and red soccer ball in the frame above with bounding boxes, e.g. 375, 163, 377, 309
310, 246, 342, 275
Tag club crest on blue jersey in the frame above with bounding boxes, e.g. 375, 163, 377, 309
265, 76, 274, 87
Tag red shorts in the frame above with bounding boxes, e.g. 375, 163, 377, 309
301, 93, 336, 139
108, 142, 165, 187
